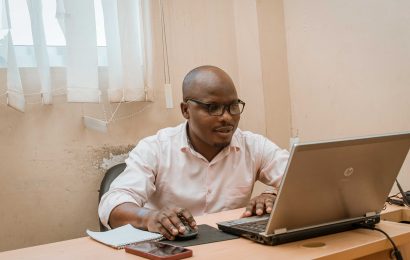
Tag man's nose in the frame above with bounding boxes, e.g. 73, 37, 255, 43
219, 106, 233, 121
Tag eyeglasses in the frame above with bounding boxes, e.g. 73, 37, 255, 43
185, 98, 245, 116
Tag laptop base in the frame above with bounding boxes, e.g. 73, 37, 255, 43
217, 215, 380, 246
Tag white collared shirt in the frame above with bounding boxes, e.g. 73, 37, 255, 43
98, 122, 289, 228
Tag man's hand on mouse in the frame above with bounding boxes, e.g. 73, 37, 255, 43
146, 207, 197, 240
242, 193, 276, 218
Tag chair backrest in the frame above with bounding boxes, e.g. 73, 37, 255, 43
98, 162, 126, 231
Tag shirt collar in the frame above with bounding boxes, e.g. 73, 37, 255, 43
180, 121, 241, 153
229, 132, 241, 152
180, 121, 191, 152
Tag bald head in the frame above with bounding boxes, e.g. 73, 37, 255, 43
182, 65, 236, 101
180, 65, 241, 161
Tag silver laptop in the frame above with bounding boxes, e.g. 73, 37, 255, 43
217, 132, 410, 245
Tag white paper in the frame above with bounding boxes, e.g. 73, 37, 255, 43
86, 224, 163, 249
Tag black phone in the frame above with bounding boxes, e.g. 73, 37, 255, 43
125, 242, 193, 260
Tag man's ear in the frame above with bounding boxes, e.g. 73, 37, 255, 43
180, 102, 189, 119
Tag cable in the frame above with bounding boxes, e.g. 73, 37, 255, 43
159, 0, 170, 84
111, 102, 152, 122
107, 101, 122, 123
396, 179, 410, 207
386, 192, 405, 207
357, 224, 403, 260
388, 192, 401, 199
386, 198, 405, 207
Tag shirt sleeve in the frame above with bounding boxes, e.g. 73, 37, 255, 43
256, 136, 289, 188
98, 138, 158, 229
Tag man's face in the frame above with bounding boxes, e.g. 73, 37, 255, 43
181, 75, 241, 156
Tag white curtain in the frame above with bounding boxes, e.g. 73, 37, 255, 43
3, 0, 25, 112
102, 0, 146, 102
101, 0, 123, 102
27, 0, 52, 104
0, 0, 8, 39
1, 0, 148, 111
58, 0, 100, 103
55, 0, 66, 35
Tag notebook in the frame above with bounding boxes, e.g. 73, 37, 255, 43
87, 224, 164, 249
217, 131, 410, 245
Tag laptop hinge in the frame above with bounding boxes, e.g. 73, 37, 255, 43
274, 228, 287, 235
365, 211, 377, 217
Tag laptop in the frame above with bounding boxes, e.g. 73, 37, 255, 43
217, 132, 410, 245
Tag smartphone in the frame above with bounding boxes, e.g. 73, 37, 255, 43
125, 242, 192, 260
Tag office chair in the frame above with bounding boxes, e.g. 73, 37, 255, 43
98, 162, 127, 231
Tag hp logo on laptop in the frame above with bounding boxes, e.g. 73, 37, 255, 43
344, 167, 354, 177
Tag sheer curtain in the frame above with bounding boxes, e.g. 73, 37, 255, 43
102, 0, 146, 102
1, 0, 25, 111
27, 0, 52, 104
0, 0, 148, 112
57, 0, 100, 102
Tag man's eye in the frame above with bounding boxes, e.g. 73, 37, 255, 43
208, 104, 221, 112
230, 103, 240, 110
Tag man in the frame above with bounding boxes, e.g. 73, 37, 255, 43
99, 65, 289, 240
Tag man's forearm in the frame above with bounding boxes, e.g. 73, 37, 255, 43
109, 202, 154, 230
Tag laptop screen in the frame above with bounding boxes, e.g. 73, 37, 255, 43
265, 132, 410, 235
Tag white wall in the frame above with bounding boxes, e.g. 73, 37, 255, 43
283, 0, 410, 190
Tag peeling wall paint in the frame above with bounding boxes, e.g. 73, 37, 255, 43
100, 153, 129, 170
91, 144, 134, 172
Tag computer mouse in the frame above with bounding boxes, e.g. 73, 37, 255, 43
175, 218, 198, 240
175, 225, 198, 240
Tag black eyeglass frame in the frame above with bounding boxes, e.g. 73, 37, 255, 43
185, 98, 246, 116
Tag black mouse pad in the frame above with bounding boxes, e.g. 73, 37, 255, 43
161, 224, 238, 247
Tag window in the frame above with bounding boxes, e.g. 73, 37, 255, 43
1, 0, 108, 67
1, 0, 148, 109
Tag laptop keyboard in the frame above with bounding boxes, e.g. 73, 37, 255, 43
236, 219, 268, 233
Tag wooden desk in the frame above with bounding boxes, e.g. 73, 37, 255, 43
1, 206, 410, 260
